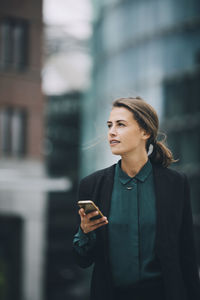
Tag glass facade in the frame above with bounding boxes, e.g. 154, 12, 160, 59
44, 93, 88, 300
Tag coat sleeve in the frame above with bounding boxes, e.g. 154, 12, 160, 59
180, 174, 200, 299
72, 177, 96, 268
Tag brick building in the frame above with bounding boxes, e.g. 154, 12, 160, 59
0, 0, 44, 158
0, 1, 45, 300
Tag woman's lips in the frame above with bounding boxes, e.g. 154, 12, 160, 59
110, 140, 120, 146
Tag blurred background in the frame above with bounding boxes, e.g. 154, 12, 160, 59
0, 0, 199, 299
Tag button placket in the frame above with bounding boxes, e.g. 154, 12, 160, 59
126, 179, 137, 190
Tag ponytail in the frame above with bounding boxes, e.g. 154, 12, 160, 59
148, 136, 177, 167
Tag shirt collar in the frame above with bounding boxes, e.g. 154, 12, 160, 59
116, 159, 152, 185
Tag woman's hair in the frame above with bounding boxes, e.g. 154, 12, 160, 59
112, 96, 176, 167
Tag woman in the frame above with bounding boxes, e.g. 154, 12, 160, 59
73, 97, 200, 300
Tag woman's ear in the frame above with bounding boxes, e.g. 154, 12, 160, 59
142, 131, 150, 140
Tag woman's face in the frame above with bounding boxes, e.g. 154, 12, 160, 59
107, 107, 150, 157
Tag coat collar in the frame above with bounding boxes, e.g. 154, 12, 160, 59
116, 159, 152, 184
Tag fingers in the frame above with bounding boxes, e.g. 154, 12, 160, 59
91, 219, 108, 230
91, 215, 108, 225
86, 210, 100, 220
78, 208, 100, 220
79, 208, 86, 218
83, 218, 108, 233
78, 208, 108, 233
81, 219, 108, 234
88, 216, 108, 230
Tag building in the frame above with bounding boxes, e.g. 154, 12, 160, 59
44, 92, 85, 300
0, 1, 45, 300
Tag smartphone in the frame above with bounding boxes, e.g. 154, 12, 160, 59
78, 200, 104, 220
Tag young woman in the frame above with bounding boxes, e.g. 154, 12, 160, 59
73, 97, 200, 300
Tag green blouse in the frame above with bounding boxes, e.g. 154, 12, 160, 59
108, 159, 162, 287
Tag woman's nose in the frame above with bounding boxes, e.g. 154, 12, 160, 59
109, 126, 117, 136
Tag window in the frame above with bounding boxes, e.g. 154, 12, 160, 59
0, 107, 27, 157
0, 17, 29, 71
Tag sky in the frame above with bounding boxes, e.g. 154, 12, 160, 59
42, 0, 93, 95
43, 0, 92, 40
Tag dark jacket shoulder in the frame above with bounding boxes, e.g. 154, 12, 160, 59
82, 164, 116, 181
153, 163, 187, 183
78, 164, 116, 199
80, 164, 116, 186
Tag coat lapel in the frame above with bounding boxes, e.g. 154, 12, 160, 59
153, 164, 172, 254
98, 164, 115, 242
97, 164, 116, 289
102, 165, 116, 217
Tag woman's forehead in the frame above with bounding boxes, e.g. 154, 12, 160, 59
108, 107, 134, 121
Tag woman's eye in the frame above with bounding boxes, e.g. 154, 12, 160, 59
118, 123, 125, 127
107, 124, 112, 128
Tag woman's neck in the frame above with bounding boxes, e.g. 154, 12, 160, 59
121, 153, 148, 178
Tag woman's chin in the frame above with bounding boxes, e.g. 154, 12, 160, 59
110, 148, 123, 156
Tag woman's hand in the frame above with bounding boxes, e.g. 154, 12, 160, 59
79, 208, 108, 234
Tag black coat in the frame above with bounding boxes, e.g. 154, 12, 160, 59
73, 163, 200, 300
